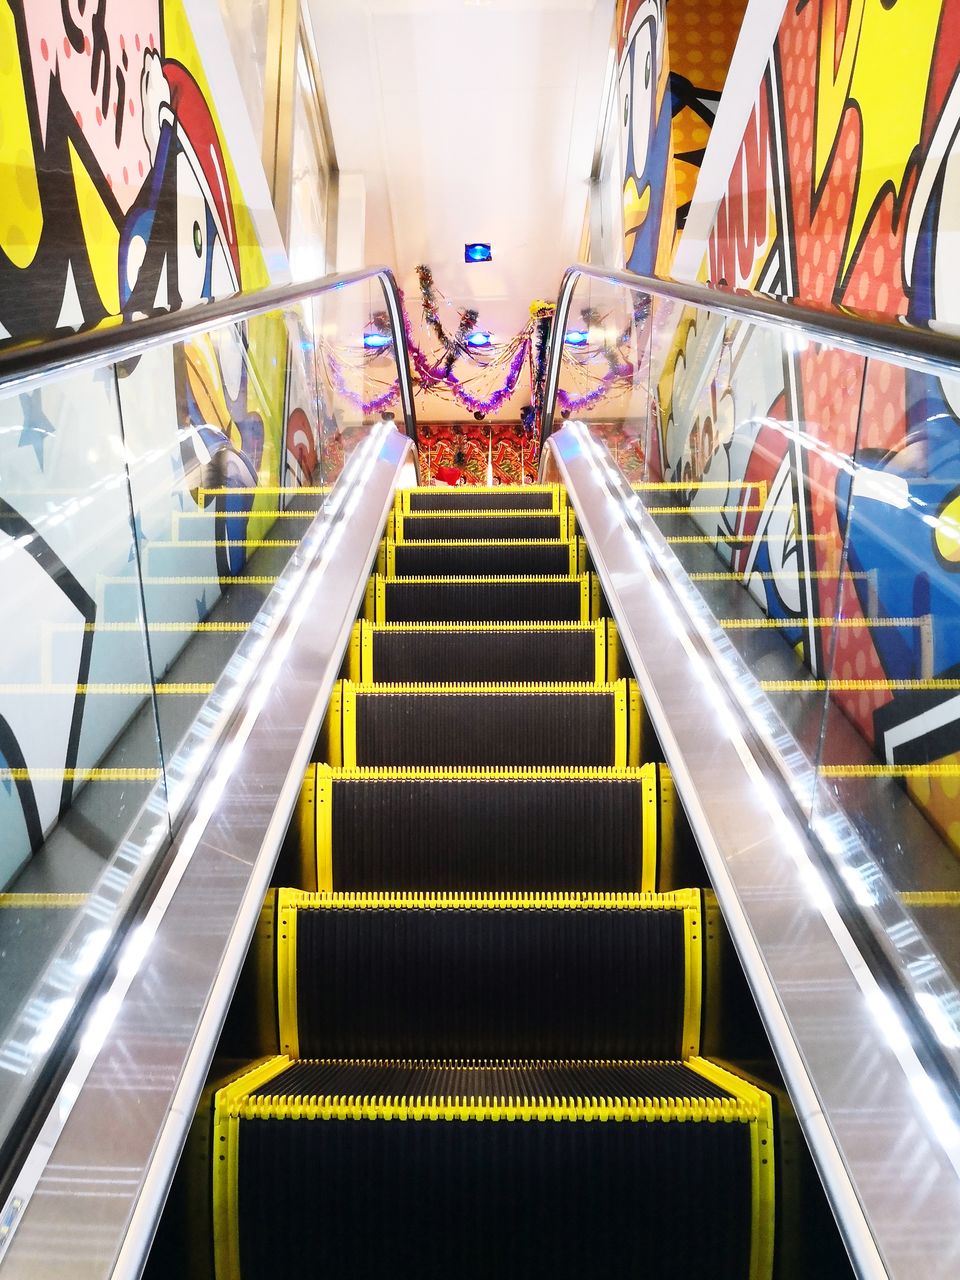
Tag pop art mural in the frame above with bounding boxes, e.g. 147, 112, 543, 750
652, 0, 960, 852
0, 1, 321, 887
615, 0, 747, 275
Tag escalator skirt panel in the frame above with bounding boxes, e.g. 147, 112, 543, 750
274, 888, 702, 1062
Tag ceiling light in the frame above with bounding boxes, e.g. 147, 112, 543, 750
362, 331, 393, 349
464, 243, 492, 263
465, 331, 493, 348
564, 329, 589, 346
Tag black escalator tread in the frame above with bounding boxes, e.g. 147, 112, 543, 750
399, 511, 564, 541
360, 621, 603, 686
342, 681, 627, 767
379, 575, 589, 623
403, 484, 560, 511
390, 538, 576, 577
301, 765, 659, 892
275, 889, 701, 1060
218, 1056, 773, 1280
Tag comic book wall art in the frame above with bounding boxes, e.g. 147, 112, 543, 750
0, 1, 319, 886
656, 0, 960, 853
614, 0, 747, 276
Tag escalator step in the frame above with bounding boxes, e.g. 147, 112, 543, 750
350, 619, 605, 683
215, 1055, 774, 1280
397, 510, 569, 541
328, 680, 641, 768
366, 574, 596, 624
273, 889, 702, 1060
387, 537, 580, 577
401, 484, 563, 512
299, 762, 670, 896
298, 763, 671, 893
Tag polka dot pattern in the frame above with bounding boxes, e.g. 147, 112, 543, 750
667, 0, 748, 219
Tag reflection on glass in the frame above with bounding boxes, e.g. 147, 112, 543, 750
813, 357, 960, 989
0, 365, 166, 1146
551, 271, 960, 1058
0, 269, 411, 1168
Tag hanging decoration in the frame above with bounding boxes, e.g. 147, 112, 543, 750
314, 272, 647, 429
403, 276, 532, 416
416, 265, 479, 373
529, 299, 555, 431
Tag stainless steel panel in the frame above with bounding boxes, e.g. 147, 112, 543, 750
544, 422, 960, 1280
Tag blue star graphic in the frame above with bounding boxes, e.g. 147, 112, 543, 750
195, 589, 208, 621
18, 391, 55, 468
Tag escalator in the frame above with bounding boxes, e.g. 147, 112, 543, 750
204, 482, 778, 1279
4, 264, 960, 1280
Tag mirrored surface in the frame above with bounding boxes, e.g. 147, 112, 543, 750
550, 269, 960, 1063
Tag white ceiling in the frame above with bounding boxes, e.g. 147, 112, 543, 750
308, 0, 614, 416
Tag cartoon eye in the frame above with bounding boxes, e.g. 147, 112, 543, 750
193, 220, 203, 257
630, 19, 656, 179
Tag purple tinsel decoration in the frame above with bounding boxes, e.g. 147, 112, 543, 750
556, 362, 634, 413
449, 339, 530, 414
326, 348, 399, 415
398, 287, 529, 412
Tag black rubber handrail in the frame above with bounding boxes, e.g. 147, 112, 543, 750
0, 265, 418, 441
541, 262, 960, 442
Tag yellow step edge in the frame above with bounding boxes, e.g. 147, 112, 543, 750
277, 887, 701, 911
213, 1055, 292, 1280
686, 1058, 776, 1280
0, 893, 88, 907
216, 1055, 761, 1126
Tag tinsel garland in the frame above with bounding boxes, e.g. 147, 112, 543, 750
416, 264, 478, 371
324, 346, 399, 415
400, 287, 530, 413
448, 338, 530, 415
556, 361, 634, 412
531, 311, 553, 425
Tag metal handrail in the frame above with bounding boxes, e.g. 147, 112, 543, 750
0, 265, 418, 441
541, 261, 960, 442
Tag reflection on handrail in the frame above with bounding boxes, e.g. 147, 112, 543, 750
541, 261, 960, 442
0, 267, 418, 443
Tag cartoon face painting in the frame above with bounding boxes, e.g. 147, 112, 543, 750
121, 51, 241, 316
1, 2, 243, 341
617, 0, 672, 274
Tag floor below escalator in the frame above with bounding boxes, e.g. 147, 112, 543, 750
146, 482, 855, 1280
